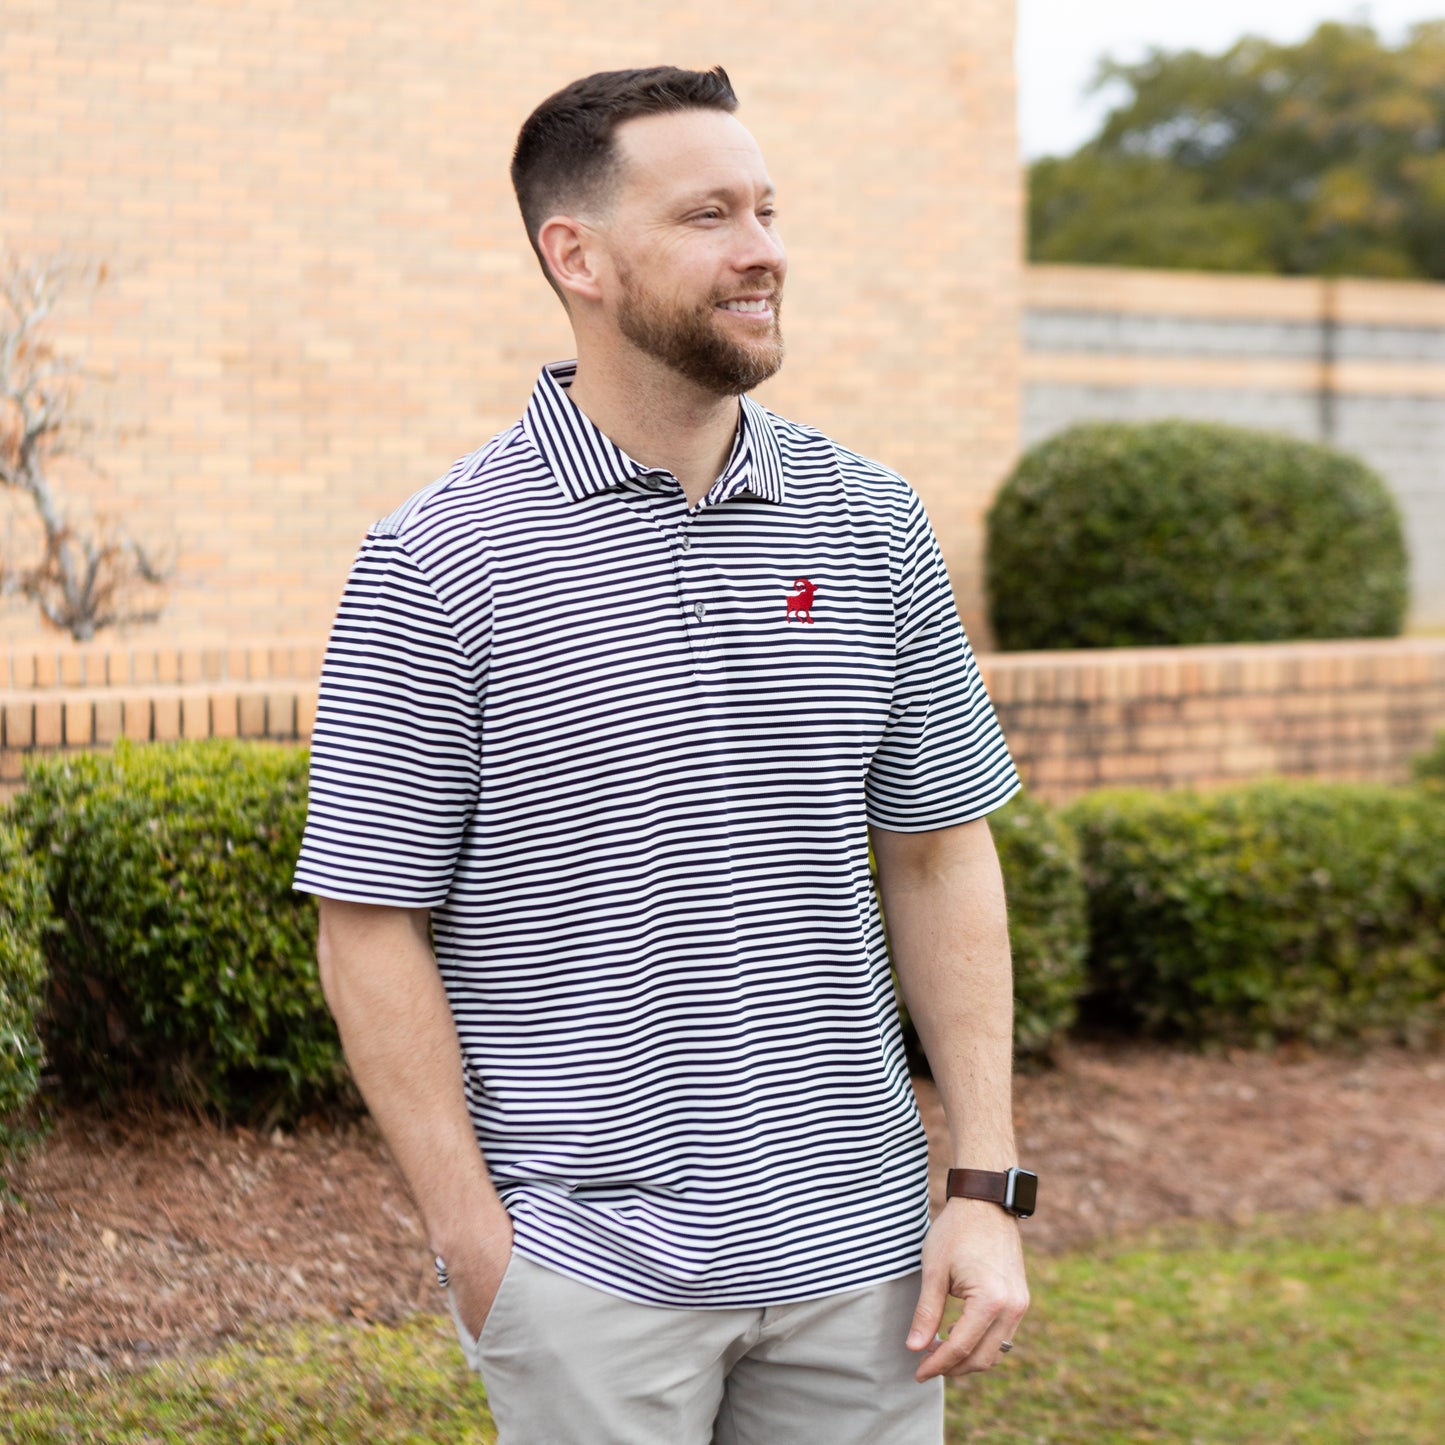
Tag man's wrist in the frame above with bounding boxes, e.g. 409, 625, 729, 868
945, 1166, 1038, 1219
432, 1211, 514, 1289
427, 1192, 512, 1260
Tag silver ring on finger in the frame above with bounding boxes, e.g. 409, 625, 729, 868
999, 1340, 1014, 1354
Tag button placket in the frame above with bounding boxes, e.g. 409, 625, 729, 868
673, 519, 717, 671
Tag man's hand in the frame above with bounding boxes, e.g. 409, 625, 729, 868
871, 820, 1029, 1379
316, 899, 516, 1345
443, 1207, 516, 1341
906, 1199, 1029, 1380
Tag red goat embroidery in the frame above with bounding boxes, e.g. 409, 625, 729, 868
786, 577, 818, 624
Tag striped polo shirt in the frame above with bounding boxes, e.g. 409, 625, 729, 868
294, 360, 1020, 1308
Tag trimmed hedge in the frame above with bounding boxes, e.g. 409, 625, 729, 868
891, 792, 1089, 1066
991, 792, 1089, 1057
11, 740, 346, 1124
985, 420, 1410, 650
1413, 731, 1445, 785
0, 820, 50, 1159
1066, 782, 1445, 1048
8, 741, 1088, 1118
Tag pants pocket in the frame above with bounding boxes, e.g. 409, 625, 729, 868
446, 1251, 518, 1373
446, 1283, 484, 1374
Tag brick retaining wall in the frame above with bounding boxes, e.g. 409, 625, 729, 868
981, 637, 1445, 802
5, 637, 1444, 805
0, 638, 319, 793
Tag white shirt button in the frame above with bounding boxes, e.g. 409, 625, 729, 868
694, 601, 706, 620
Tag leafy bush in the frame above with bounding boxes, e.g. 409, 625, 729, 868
1067, 782, 1445, 1048
10, 741, 347, 1123
992, 793, 1089, 1057
0, 820, 49, 1159
1413, 731, 1445, 785
890, 793, 1089, 1066
985, 420, 1409, 649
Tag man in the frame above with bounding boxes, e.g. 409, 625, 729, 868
295, 65, 1031, 1443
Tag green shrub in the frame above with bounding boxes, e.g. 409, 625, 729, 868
991, 793, 1089, 1057
10, 740, 347, 1123
0, 820, 49, 1159
985, 420, 1409, 649
1413, 730, 1445, 784
889, 793, 1089, 1066
1066, 782, 1445, 1048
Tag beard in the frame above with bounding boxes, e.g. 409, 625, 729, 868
615, 264, 785, 397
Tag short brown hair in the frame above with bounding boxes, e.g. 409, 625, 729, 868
511, 66, 738, 292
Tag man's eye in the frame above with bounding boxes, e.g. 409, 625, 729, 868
758, 208, 777, 224
694, 209, 722, 222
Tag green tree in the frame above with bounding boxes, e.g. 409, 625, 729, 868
1030, 21, 1445, 278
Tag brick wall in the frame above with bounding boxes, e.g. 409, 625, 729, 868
980, 637, 1445, 803
0, 0, 1020, 649
1024, 265, 1445, 630
7, 635, 1443, 805
0, 638, 320, 793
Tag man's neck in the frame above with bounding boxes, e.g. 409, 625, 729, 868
565, 350, 741, 508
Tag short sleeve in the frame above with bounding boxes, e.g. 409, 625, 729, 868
294, 531, 483, 906
865, 491, 1020, 831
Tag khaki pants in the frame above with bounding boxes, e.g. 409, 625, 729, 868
448, 1255, 944, 1444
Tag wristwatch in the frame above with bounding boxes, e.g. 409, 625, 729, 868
945, 1167, 1038, 1219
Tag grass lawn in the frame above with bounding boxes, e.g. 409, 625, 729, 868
952, 1203, 1444, 1444
5, 1204, 1441, 1444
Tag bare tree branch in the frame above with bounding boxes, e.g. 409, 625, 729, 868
0, 251, 170, 641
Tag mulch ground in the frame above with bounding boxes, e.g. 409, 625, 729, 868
4, 1040, 1443, 1380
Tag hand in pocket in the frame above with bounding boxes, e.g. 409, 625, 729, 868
446, 1217, 515, 1342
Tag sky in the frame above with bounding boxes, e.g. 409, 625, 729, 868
1017, 0, 1445, 158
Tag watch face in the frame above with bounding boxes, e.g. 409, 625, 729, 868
1009, 1170, 1038, 1218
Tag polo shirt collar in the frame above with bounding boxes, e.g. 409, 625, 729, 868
522, 359, 786, 506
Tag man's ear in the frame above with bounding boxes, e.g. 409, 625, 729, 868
537, 215, 606, 306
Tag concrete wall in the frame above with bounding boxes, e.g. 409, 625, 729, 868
1024, 267, 1445, 630
0, 0, 1021, 649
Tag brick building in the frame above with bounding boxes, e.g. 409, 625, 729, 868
0, 0, 1021, 649
7, 4, 1444, 798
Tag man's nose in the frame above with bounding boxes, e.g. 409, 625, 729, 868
731, 213, 786, 275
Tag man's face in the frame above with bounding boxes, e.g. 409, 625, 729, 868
597, 108, 787, 396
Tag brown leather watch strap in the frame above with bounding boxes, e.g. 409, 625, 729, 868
945, 1168, 1009, 1206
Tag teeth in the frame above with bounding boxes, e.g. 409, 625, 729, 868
720, 299, 769, 313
